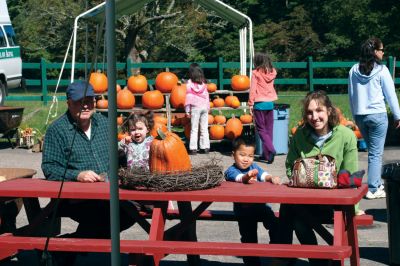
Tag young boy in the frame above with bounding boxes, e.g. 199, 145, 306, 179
224, 137, 281, 266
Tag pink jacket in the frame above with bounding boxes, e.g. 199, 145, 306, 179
184, 79, 210, 113
248, 68, 278, 106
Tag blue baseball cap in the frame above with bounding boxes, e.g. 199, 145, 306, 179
66, 81, 95, 101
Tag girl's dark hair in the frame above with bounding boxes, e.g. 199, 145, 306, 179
188, 63, 206, 84
359, 37, 383, 75
232, 137, 256, 152
302, 90, 339, 129
122, 110, 154, 134
253, 52, 273, 73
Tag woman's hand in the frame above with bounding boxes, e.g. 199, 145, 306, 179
249, 106, 253, 115
242, 169, 258, 184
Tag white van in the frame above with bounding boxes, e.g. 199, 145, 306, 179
0, 0, 22, 105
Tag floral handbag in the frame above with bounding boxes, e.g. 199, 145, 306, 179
289, 153, 337, 189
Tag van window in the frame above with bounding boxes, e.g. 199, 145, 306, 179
0, 28, 6, 47
3, 25, 17, 46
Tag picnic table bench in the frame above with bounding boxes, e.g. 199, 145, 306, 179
0, 178, 368, 266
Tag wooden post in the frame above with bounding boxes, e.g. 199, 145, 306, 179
41, 58, 48, 106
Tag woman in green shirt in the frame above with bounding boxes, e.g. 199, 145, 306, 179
276, 90, 359, 266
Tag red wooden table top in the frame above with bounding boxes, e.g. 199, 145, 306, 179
0, 178, 367, 205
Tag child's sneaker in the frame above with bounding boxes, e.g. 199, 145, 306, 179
365, 185, 386, 199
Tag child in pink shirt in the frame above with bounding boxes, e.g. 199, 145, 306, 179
184, 63, 210, 154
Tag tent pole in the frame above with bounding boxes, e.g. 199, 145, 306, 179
105, 0, 121, 265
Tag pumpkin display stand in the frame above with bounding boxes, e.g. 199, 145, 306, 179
119, 163, 224, 192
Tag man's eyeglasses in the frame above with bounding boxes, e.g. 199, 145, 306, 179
377, 48, 385, 52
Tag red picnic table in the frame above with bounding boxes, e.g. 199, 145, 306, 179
0, 178, 367, 266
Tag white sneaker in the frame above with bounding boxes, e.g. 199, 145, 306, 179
365, 185, 386, 199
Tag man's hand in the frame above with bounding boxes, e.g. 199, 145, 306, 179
77, 170, 105, 183
242, 169, 258, 184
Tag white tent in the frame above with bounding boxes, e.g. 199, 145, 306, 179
71, 0, 254, 81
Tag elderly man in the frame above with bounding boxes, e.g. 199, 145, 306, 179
42, 81, 134, 240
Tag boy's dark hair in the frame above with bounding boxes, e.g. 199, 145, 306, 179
232, 137, 256, 152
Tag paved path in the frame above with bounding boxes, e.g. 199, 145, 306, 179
0, 143, 397, 265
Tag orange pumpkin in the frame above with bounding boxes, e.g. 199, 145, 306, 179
150, 122, 168, 137
179, 116, 191, 126
155, 72, 179, 93
127, 74, 148, 93
153, 114, 168, 125
231, 75, 250, 91
96, 96, 108, 109
89, 71, 108, 93
210, 102, 214, 108
230, 98, 241, 109
209, 125, 225, 140
142, 90, 164, 109
150, 130, 192, 173
214, 114, 226, 125
224, 95, 234, 106
207, 83, 217, 93
240, 114, 252, 124
208, 114, 214, 124
117, 114, 124, 126
117, 88, 135, 109
117, 132, 128, 141
170, 83, 187, 109
212, 96, 225, 108
184, 123, 191, 139
225, 116, 243, 140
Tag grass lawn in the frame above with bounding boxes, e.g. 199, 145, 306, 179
4, 92, 354, 137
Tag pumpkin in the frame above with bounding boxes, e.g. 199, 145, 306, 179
230, 98, 241, 109
212, 96, 225, 108
210, 102, 214, 108
155, 72, 178, 93
117, 88, 135, 109
89, 71, 108, 93
214, 114, 226, 125
231, 75, 250, 91
150, 122, 168, 137
96, 95, 108, 109
208, 114, 214, 124
116, 84, 122, 93
142, 90, 164, 109
170, 83, 187, 109
127, 74, 148, 93
179, 116, 191, 126
117, 132, 128, 141
240, 113, 252, 124
209, 125, 225, 140
150, 129, 192, 173
225, 116, 243, 140
153, 114, 168, 125
224, 94, 236, 107
117, 114, 124, 126
207, 83, 217, 93
184, 123, 191, 139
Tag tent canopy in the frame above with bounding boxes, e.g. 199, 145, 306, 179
83, 0, 248, 27
72, 0, 253, 79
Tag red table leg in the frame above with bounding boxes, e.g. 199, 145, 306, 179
344, 206, 360, 266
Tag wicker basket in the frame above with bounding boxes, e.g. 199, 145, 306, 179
119, 164, 224, 192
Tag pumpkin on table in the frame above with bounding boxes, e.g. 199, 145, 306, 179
150, 129, 192, 173
89, 71, 108, 93
155, 72, 179, 93
117, 88, 135, 109
127, 74, 148, 93
209, 125, 225, 140
96, 95, 108, 109
231, 75, 250, 91
142, 90, 164, 109
225, 116, 243, 140
207, 83, 217, 93
170, 82, 187, 109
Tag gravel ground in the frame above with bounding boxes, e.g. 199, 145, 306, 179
0, 142, 396, 265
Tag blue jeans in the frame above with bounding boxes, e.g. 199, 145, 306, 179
355, 113, 388, 193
